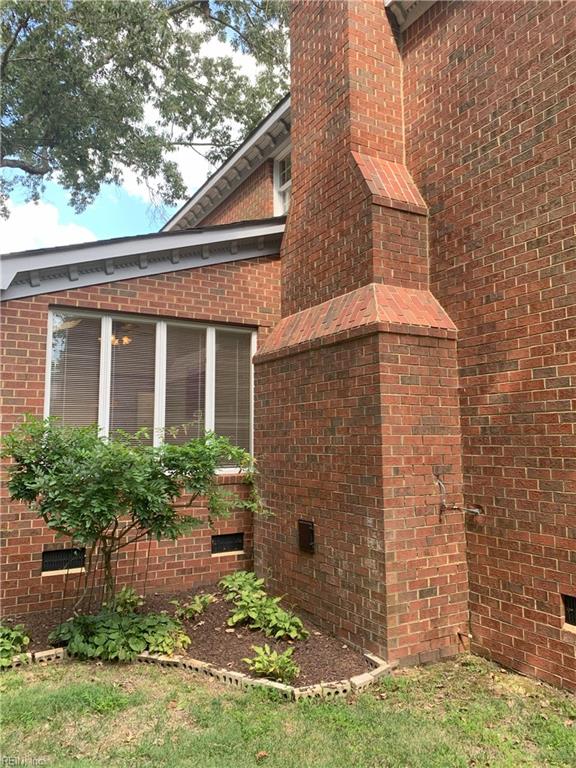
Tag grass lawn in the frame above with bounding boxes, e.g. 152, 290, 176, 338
1, 655, 574, 768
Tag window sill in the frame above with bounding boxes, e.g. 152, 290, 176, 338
41, 567, 86, 577
211, 550, 245, 557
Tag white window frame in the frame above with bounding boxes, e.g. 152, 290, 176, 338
273, 143, 292, 216
44, 309, 257, 469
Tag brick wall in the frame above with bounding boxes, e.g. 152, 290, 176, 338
403, 0, 575, 689
255, 0, 468, 665
198, 161, 275, 226
256, 328, 466, 662
1, 255, 280, 614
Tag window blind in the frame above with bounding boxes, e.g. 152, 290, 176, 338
49, 312, 101, 426
109, 319, 155, 441
214, 330, 251, 452
165, 324, 206, 443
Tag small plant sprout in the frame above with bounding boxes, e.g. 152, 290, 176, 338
219, 571, 265, 601
105, 586, 144, 615
243, 644, 299, 684
170, 593, 216, 622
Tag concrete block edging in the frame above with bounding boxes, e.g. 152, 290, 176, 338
135, 649, 395, 700
4, 646, 395, 700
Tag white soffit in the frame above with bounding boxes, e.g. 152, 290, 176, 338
386, 1, 437, 32
1, 219, 285, 301
163, 95, 291, 233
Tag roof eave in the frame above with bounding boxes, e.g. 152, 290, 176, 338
1, 218, 285, 302
385, 1, 437, 32
162, 95, 291, 233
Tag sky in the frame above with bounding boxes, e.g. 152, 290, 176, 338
0, 149, 213, 254
0, 30, 263, 255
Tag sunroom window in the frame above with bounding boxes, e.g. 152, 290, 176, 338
46, 310, 255, 454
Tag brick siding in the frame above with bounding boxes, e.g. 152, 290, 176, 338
403, 0, 576, 690
198, 161, 275, 226
1, 256, 280, 614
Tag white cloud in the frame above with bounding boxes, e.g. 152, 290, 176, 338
0, 200, 96, 254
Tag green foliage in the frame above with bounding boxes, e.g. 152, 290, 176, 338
105, 586, 144, 615
1, 0, 289, 214
243, 644, 299, 684
0, 624, 30, 668
49, 610, 190, 662
222, 572, 309, 641
170, 593, 215, 622
2, 416, 251, 603
228, 591, 308, 640
219, 570, 265, 601
239, 463, 272, 519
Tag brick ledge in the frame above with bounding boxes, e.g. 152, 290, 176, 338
254, 283, 457, 363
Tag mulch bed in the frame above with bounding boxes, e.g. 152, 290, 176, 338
5, 586, 369, 686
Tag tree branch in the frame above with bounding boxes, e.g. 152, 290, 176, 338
170, 140, 235, 148
0, 15, 30, 80
207, 13, 253, 50
167, 0, 209, 19
1, 156, 50, 176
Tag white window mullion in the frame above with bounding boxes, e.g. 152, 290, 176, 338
98, 316, 112, 438
154, 321, 167, 447
249, 331, 257, 456
205, 327, 216, 433
43, 310, 54, 418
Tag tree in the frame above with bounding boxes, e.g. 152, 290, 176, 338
0, 0, 289, 215
2, 416, 253, 605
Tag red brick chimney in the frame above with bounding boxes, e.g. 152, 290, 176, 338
254, 0, 468, 665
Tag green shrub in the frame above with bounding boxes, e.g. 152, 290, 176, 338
0, 624, 30, 668
49, 611, 190, 662
104, 586, 144, 614
243, 644, 299, 684
219, 571, 265, 601
170, 593, 215, 621
2, 417, 251, 606
228, 591, 308, 641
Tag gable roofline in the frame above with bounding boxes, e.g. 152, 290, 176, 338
1, 217, 285, 302
162, 94, 291, 232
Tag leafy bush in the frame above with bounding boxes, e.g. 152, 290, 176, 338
104, 586, 144, 615
2, 416, 251, 605
243, 644, 299, 684
49, 611, 190, 662
170, 593, 215, 621
219, 571, 265, 601
228, 591, 309, 641
0, 624, 30, 668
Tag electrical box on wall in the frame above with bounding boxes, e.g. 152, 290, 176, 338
298, 519, 315, 554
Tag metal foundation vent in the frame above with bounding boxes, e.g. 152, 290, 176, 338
211, 532, 244, 554
562, 594, 576, 626
42, 547, 86, 572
